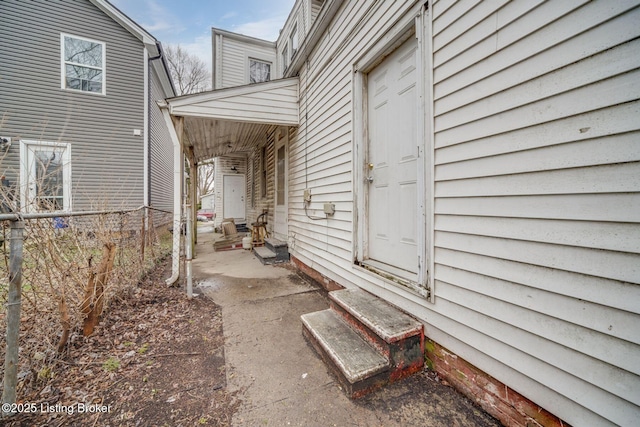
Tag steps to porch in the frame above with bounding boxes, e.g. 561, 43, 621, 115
253, 237, 290, 265
301, 288, 424, 398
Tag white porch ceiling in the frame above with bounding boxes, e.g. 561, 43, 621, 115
166, 78, 300, 163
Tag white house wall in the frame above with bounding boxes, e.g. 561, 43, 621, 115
213, 31, 276, 89
246, 127, 277, 233
287, 1, 640, 426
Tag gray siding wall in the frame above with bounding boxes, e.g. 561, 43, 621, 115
0, 0, 146, 211
149, 68, 174, 217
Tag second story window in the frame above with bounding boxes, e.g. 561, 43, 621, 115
249, 59, 271, 83
61, 34, 105, 94
282, 44, 289, 70
290, 25, 298, 58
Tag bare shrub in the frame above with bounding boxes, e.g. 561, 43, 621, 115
0, 208, 173, 400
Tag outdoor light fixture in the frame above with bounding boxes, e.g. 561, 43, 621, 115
0, 137, 11, 151
230, 166, 238, 173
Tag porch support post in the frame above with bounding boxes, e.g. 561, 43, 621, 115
187, 146, 197, 254
159, 102, 183, 286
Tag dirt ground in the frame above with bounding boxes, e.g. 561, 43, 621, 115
5, 258, 238, 427
4, 250, 500, 427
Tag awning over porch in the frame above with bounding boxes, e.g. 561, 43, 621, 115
159, 77, 300, 288
164, 77, 299, 163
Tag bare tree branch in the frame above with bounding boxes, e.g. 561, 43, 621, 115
164, 44, 210, 95
198, 163, 215, 204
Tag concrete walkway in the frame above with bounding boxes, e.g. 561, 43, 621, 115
192, 224, 500, 427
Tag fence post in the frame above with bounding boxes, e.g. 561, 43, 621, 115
2, 220, 25, 416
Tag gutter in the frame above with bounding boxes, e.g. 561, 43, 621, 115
157, 100, 183, 286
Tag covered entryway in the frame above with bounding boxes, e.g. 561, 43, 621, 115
366, 37, 419, 279
159, 78, 299, 286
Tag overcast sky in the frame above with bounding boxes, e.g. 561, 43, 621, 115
110, 0, 295, 70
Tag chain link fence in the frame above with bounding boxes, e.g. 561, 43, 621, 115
0, 207, 174, 410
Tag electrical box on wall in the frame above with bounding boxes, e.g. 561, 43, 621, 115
323, 203, 335, 216
303, 188, 312, 203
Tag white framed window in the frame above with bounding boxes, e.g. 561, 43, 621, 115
290, 24, 298, 59
282, 43, 289, 71
249, 58, 271, 83
61, 33, 106, 94
20, 140, 72, 212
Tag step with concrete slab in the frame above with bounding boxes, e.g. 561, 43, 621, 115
253, 246, 276, 265
256, 237, 289, 264
301, 287, 424, 398
330, 288, 424, 381
301, 309, 390, 398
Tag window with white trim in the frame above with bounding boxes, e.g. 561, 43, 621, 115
290, 24, 298, 58
282, 43, 289, 71
61, 34, 105, 94
21, 141, 72, 212
249, 58, 271, 83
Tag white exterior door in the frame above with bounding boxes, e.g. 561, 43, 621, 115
223, 174, 245, 221
273, 128, 288, 240
366, 37, 419, 277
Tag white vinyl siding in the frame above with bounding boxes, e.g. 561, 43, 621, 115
289, 0, 421, 279
169, 78, 299, 126
287, 0, 640, 426
212, 30, 276, 89
429, 0, 640, 426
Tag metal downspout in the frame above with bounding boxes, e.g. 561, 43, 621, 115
158, 103, 182, 286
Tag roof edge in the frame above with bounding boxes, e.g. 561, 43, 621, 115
90, 0, 159, 55
167, 77, 299, 105
212, 27, 277, 47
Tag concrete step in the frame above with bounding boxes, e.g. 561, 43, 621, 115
253, 246, 276, 265
263, 237, 290, 263
301, 309, 390, 398
330, 288, 424, 382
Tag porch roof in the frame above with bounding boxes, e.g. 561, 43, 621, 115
164, 77, 299, 163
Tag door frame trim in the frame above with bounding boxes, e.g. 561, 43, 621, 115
222, 173, 246, 221
352, 3, 432, 299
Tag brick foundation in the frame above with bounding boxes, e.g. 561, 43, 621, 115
291, 256, 344, 292
425, 339, 570, 427
292, 257, 571, 427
